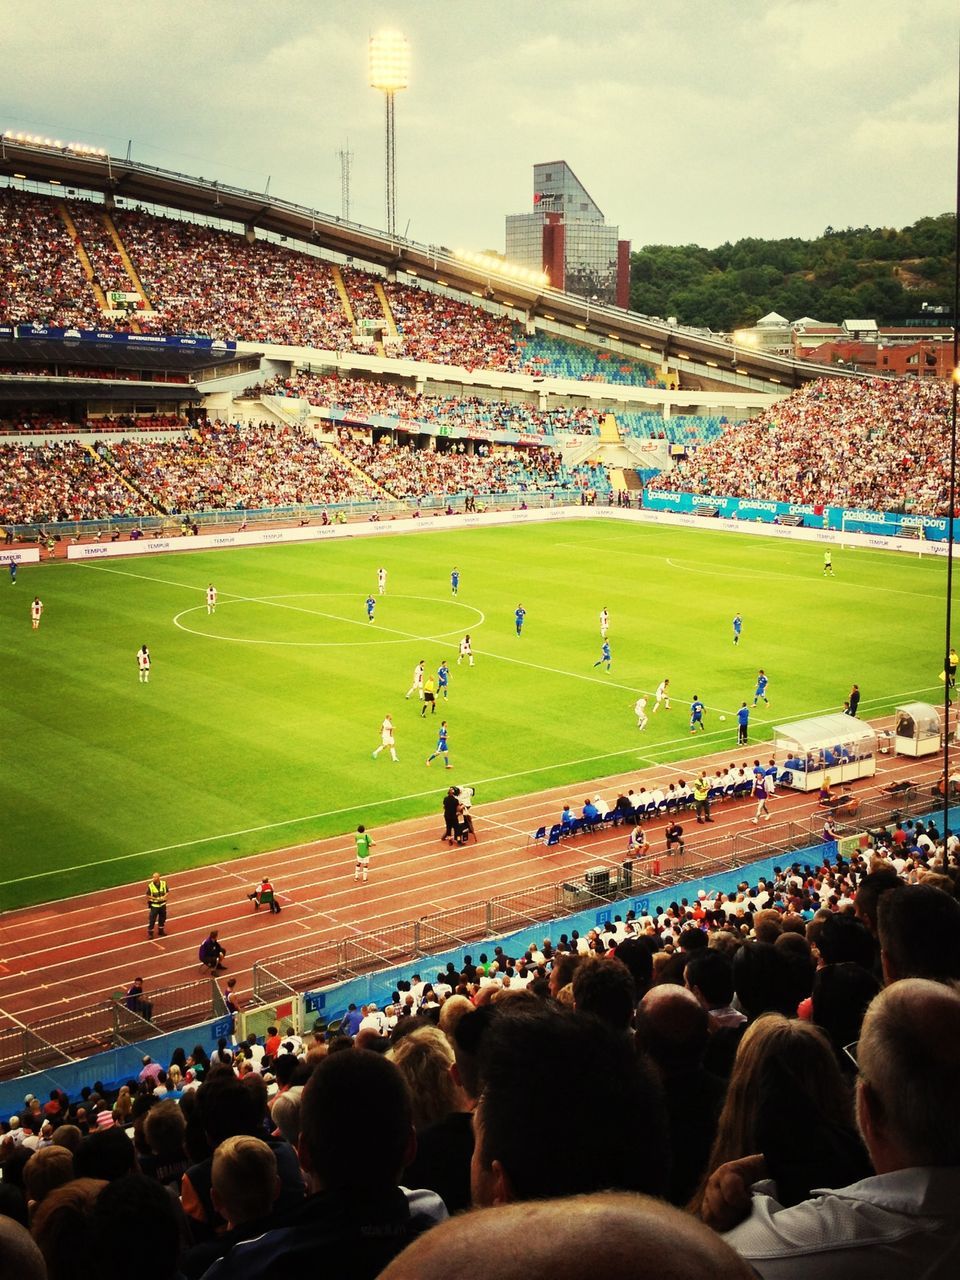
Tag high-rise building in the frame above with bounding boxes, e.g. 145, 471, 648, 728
505, 161, 630, 307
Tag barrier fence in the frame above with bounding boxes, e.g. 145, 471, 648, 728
250, 823, 819, 1002
0, 979, 224, 1083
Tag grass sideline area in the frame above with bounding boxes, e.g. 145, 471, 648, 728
0, 519, 950, 910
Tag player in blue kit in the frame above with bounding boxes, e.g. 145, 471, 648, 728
451, 568, 460, 595
515, 604, 526, 636
426, 720, 451, 768
437, 660, 450, 699
366, 594, 376, 623
753, 669, 770, 706
737, 702, 750, 744
690, 695, 705, 732
733, 613, 742, 645
593, 640, 611, 671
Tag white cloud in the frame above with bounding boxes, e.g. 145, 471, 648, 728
0, 0, 953, 249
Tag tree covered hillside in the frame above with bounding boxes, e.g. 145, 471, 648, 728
629, 213, 955, 332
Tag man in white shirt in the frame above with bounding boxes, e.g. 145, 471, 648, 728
713, 980, 960, 1279
405, 661, 425, 700
358, 1004, 387, 1036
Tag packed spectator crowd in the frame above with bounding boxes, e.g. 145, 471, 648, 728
2, 189, 655, 384
256, 371, 605, 435
0, 416, 594, 524
334, 435, 571, 500
65, 202, 134, 303
2, 811, 959, 1278
0, 440, 155, 523
674, 377, 952, 515
105, 422, 377, 515
0, 190, 100, 329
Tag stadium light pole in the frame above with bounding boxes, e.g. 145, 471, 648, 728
369, 30, 410, 238
942, 38, 960, 871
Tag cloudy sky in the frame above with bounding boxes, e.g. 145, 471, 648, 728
1, 0, 955, 252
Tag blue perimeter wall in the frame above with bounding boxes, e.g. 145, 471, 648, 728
300, 850, 801, 1025
642, 489, 952, 540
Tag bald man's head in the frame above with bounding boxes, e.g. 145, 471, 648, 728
637, 983, 710, 1069
0, 1216, 45, 1280
380, 1192, 755, 1280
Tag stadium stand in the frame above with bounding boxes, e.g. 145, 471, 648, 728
672, 377, 952, 515
617, 410, 729, 444
256, 371, 606, 435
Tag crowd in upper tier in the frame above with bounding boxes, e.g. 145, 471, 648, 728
0, 189, 661, 383
254, 372, 606, 436
334, 435, 570, 500
674, 377, 952, 515
1, 818, 959, 1280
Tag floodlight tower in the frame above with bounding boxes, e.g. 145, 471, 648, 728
368, 30, 410, 237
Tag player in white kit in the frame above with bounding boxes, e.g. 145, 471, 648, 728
653, 678, 670, 712
206, 584, 217, 614
634, 696, 648, 730
137, 644, 151, 683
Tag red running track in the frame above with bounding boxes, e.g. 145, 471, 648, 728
0, 717, 942, 1032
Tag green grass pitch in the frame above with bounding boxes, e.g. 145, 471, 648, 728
0, 520, 951, 909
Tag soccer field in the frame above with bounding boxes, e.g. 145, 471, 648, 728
0, 519, 950, 910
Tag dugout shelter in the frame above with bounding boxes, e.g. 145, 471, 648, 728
894, 702, 941, 758
773, 714, 877, 792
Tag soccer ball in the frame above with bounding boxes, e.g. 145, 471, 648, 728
719, 715, 727, 721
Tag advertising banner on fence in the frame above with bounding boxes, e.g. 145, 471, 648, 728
14, 325, 237, 353
642, 489, 950, 541
65, 502, 949, 562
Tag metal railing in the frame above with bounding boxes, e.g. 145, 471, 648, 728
5, 489, 584, 542
249, 835, 782, 1000
0, 978, 225, 1083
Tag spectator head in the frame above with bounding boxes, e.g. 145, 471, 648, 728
73, 1127, 136, 1182
636, 985, 710, 1072
811, 962, 881, 1065
856, 979, 960, 1169
752, 909, 782, 945
437, 993, 473, 1040
299, 1049, 415, 1193
877, 884, 960, 985
31, 1178, 106, 1279
196, 1070, 261, 1150
547, 951, 582, 999
609, 937, 653, 997
774, 932, 816, 1009
89, 1174, 181, 1280
0, 1215, 45, 1280
142, 1099, 186, 1160
810, 912, 875, 968
684, 949, 735, 1011
211, 1135, 280, 1228
471, 1005, 668, 1206
854, 868, 901, 937
379, 1191, 755, 1280
50, 1124, 81, 1155
387, 1025, 464, 1131
732, 942, 796, 1020
693, 1015, 855, 1213
272, 1052, 299, 1088
23, 1145, 74, 1216
571, 956, 637, 1031
270, 1084, 304, 1148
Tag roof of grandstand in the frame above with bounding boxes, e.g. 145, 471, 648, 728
0, 139, 868, 391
